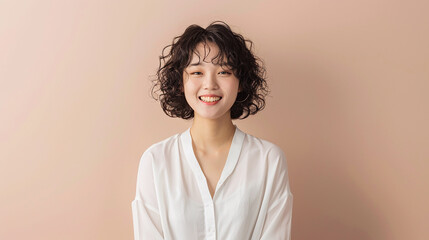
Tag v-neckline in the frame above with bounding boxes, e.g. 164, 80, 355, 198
180, 124, 245, 201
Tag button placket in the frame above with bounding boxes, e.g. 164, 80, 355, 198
204, 201, 216, 239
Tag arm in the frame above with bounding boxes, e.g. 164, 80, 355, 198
131, 149, 164, 240
260, 147, 294, 240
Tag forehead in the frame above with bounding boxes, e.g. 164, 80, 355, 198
189, 41, 223, 64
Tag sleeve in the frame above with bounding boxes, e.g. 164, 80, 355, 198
260, 147, 293, 240
131, 149, 164, 240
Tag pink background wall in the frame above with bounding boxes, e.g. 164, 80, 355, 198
1, 0, 428, 239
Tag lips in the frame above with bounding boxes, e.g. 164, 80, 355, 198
198, 94, 222, 103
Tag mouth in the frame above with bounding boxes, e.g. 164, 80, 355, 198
199, 96, 222, 103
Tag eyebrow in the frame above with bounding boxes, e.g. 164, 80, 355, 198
188, 62, 230, 67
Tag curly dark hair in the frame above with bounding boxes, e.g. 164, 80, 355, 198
151, 21, 269, 120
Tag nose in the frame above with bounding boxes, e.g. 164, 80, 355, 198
202, 72, 219, 90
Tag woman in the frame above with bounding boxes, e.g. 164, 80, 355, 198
132, 21, 293, 240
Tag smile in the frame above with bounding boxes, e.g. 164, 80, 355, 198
199, 96, 222, 104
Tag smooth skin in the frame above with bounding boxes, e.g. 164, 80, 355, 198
182, 42, 240, 199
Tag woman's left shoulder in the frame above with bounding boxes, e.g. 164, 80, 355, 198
243, 131, 286, 159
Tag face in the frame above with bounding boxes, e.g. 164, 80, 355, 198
182, 42, 240, 121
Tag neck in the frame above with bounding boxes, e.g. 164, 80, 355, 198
190, 113, 236, 153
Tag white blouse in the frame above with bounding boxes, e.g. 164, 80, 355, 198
131, 125, 293, 240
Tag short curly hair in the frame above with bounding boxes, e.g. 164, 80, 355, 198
151, 21, 269, 120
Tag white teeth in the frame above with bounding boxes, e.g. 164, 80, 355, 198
200, 96, 221, 102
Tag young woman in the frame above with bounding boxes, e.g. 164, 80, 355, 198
132, 21, 293, 240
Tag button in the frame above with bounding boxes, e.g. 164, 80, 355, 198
208, 225, 214, 232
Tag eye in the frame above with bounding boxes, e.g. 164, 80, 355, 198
190, 72, 202, 75
219, 71, 231, 75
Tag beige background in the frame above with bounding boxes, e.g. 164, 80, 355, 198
1, 0, 428, 239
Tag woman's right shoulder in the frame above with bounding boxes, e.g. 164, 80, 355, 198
139, 132, 182, 161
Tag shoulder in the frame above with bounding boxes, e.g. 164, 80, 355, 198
145, 132, 180, 154
241, 132, 291, 190
243, 133, 287, 171
138, 132, 181, 165
243, 131, 286, 158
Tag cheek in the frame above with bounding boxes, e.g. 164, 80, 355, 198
184, 79, 197, 92
183, 79, 199, 102
226, 79, 240, 93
